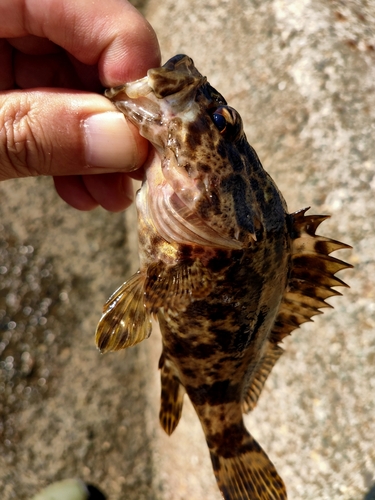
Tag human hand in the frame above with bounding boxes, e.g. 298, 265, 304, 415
0, 0, 160, 211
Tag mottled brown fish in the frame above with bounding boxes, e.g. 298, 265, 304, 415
96, 54, 351, 500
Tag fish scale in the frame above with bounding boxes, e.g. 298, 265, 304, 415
96, 54, 351, 500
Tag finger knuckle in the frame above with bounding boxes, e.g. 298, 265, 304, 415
0, 94, 51, 179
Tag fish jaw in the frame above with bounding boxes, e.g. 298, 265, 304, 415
105, 55, 210, 210
104, 54, 206, 152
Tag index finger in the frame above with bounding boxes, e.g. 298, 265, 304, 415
1, 0, 161, 84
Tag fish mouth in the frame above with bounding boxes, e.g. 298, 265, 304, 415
104, 55, 205, 132
104, 56, 206, 206
105, 79, 161, 130
104, 55, 208, 205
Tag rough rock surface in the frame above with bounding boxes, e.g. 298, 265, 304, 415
0, 1, 374, 499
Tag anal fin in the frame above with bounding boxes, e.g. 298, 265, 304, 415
95, 271, 152, 353
210, 432, 287, 500
242, 342, 284, 413
159, 352, 185, 435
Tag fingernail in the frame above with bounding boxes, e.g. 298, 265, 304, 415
83, 112, 137, 170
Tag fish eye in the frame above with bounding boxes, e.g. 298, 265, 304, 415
211, 106, 242, 140
212, 112, 227, 133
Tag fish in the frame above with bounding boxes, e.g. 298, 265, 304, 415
96, 54, 351, 500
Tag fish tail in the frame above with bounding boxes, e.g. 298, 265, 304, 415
208, 433, 287, 500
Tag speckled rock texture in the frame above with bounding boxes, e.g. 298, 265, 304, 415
0, 1, 374, 499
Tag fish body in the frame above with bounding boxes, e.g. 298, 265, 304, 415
96, 55, 351, 500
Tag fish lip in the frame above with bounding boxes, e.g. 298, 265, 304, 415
104, 76, 153, 100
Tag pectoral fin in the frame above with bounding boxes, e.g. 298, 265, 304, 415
159, 352, 185, 435
145, 260, 213, 312
96, 271, 152, 353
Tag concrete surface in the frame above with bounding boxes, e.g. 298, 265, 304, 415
1, 0, 374, 499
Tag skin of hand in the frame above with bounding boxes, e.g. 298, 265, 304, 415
0, 0, 161, 211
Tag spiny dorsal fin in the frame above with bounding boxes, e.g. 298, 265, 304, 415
95, 271, 152, 352
242, 342, 284, 413
159, 352, 185, 435
271, 208, 352, 344
144, 259, 213, 312
210, 431, 287, 500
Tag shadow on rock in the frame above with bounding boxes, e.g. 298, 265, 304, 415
364, 484, 375, 500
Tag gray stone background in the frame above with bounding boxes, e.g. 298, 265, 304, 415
0, 0, 374, 499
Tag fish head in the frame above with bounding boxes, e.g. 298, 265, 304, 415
106, 54, 285, 249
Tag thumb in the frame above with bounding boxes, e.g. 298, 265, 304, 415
0, 89, 147, 181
